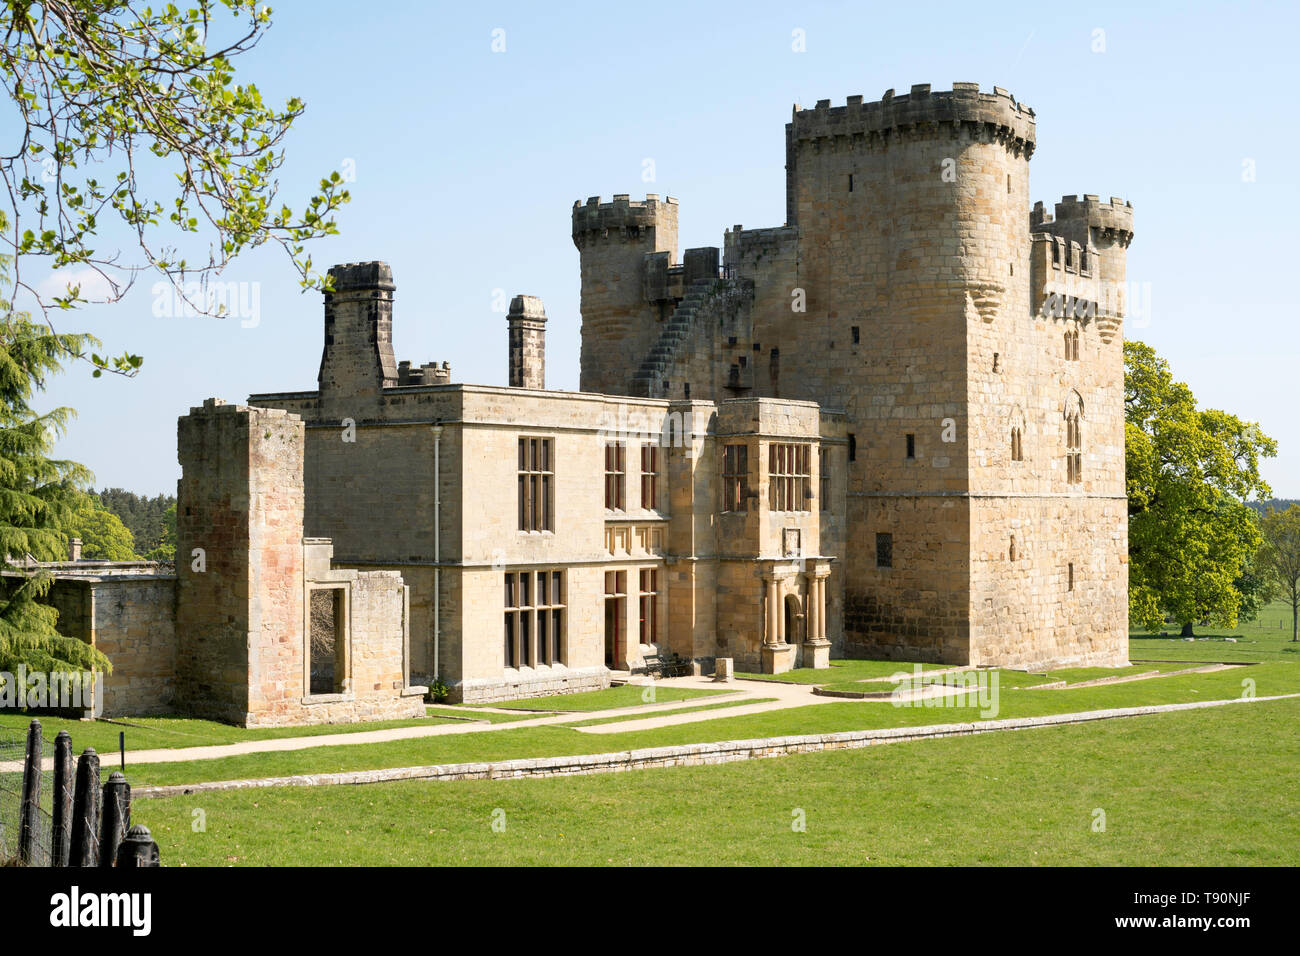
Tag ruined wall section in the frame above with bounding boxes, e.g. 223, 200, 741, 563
176, 399, 305, 724
47, 575, 177, 716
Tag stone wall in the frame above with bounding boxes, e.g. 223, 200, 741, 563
47, 574, 177, 716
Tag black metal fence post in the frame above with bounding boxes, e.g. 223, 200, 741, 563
100, 771, 131, 867
68, 748, 100, 867
17, 719, 42, 865
52, 730, 73, 867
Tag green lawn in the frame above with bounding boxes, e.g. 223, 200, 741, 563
737, 658, 947, 685
1130, 598, 1300, 663
487, 685, 727, 712
136, 695, 1300, 866
124, 661, 1299, 788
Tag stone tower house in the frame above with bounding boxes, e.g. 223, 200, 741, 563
574, 84, 1132, 668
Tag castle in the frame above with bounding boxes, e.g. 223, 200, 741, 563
42, 83, 1131, 721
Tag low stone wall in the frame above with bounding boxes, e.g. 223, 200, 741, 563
134, 692, 1299, 799
242, 691, 427, 728
451, 666, 609, 704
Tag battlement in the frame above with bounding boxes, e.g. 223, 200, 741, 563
571, 193, 679, 243
1032, 195, 1134, 245
788, 83, 1036, 156
326, 261, 395, 294
396, 360, 451, 386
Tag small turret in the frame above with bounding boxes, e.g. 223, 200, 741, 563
571, 194, 679, 395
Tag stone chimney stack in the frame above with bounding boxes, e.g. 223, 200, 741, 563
69, 537, 82, 562
507, 295, 547, 390
317, 262, 398, 412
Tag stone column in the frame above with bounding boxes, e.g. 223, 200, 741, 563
801, 567, 832, 668
765, 573, 780, 646
804, 572, 819, 644
761, 568, 796, 675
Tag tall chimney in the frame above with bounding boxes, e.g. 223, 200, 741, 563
69, 537, 82, 562
317, 261, 398, 412
508, 295, 547, 390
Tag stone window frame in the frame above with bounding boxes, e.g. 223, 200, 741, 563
504, 570, 567, 671
768, 442, 811, 513
638, 568, 659, 647
1064, 392, 1084, 484
639, 443, 659, 511
1009, 406, 1026, 463
1064, 328, 1081, 362
721, 443, 748, 513
304, 583, 351, 702
604, 442, 626, 512
604, 570, 628, 667
517, 436, 554, 533
819, 446, 831, 511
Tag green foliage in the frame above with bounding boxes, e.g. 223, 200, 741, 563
425, 676, 450, 704
0, 268, 108, 675
0, 1, 350, 375
1259, 505, 1300, 641
93, 488, 174, 554
1125, 341, 1277, 633
144, 502, 176, 562
66, 492, 136, 560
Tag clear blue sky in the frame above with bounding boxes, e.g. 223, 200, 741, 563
29, 0, 1300, 497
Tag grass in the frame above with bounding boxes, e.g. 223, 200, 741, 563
0, 711, 461, 754
137, 695, 1300, 866
123, 661, 1299, 788
736, 658, 946, 685
1130, 598, 1300, 663
486, 685, 725, 712
558, 697, 777, 728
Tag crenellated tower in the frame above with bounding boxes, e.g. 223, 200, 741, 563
574, 83, 1132, 669
571, 194, 679, 395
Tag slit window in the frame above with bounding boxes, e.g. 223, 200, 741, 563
876, 532, 893, 569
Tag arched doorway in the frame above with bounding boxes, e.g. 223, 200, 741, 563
784, 593, 803, 645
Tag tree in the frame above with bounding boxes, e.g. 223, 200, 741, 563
143, 501, 175, 561
1259, 505, 1300, 642
0, 1, 349, 375
0, 271, 108, 676
66, 492, 136, 559
1125, 341, 1277, 634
